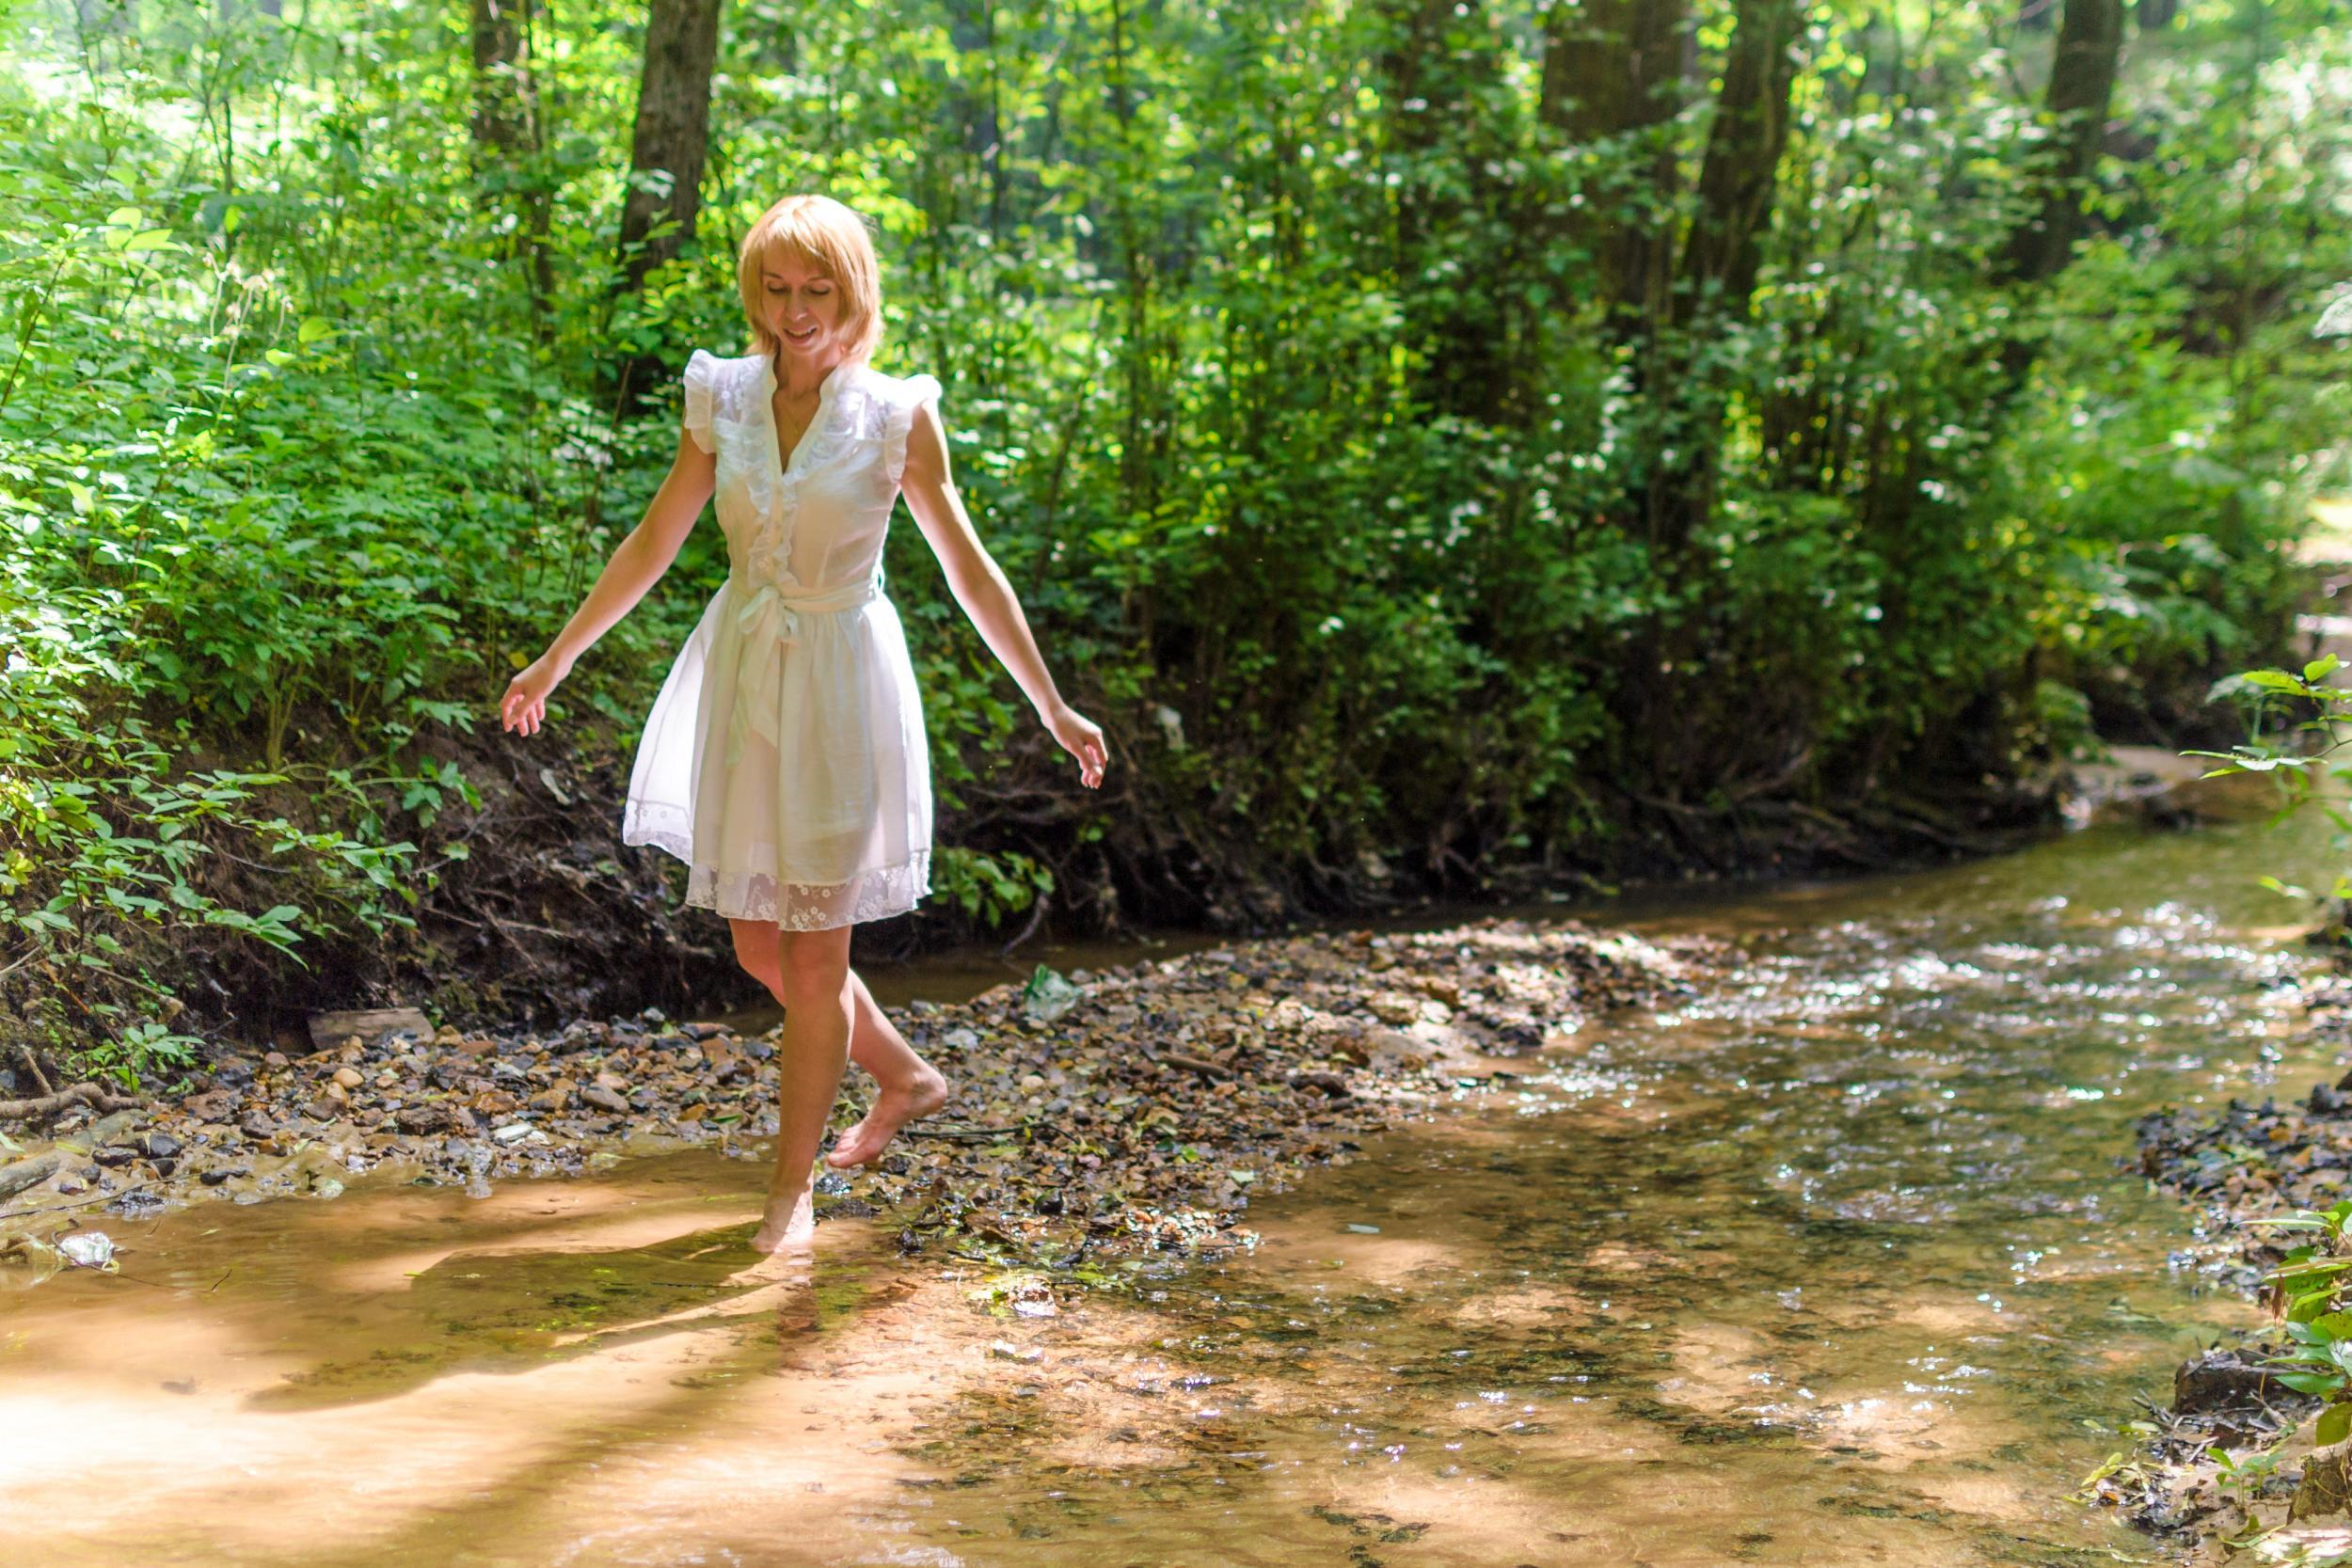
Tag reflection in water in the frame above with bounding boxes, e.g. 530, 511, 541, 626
0, 793, 2331, 1566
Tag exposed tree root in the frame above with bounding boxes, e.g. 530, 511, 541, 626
0, 1082, 148, 1124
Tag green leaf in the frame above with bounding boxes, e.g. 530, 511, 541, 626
2320, 1402, 2352, 1449
2275, 1370, 2344, 1397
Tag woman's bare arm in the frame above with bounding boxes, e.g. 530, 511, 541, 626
499, 430, 716, 736
899, 402, 1109, 787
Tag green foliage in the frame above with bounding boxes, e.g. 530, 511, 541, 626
2247, 1202, 2352, 1441
4, 0, 2347, 1063
930, 847, 1053, 928
2190, 653, 2352, 929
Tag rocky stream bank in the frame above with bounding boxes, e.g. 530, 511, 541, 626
0, 917, 1723, 1290
2084, 956, 2352, 1560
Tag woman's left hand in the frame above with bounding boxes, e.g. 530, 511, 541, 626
1043, 703, 1110, 789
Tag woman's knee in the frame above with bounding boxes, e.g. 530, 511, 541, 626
775, 927, 852, 1002
729, 917, 779, 978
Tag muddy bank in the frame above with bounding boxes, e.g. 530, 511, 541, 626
144, 708, 2068, 1057
0, 917, 1724, 1287
2085, 959, 2352, 1554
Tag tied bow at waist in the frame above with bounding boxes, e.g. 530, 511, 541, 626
725, 574, 882, 768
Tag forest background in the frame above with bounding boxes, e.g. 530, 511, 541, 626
4, 0, 2347, 1083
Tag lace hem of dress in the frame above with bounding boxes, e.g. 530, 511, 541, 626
690, 849, 930, 929
628, 821, 931, 929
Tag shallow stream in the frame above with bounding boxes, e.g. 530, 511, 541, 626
0, 781, 2336, 1566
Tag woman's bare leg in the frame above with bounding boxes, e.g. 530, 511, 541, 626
826, 974, 949, 1167
729, 922, 946, 1166
751, 923, 854, 1254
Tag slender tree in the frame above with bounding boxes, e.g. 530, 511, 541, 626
1644, 0, 1804, 549
1375, 0, 1518, 423
468, 0, 555, 323
612, 0, 723, 407
2002, 0, 2125, 283
1536, 0, 1691, 329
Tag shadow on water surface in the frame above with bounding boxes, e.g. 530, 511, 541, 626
0, 789, 2337, 1565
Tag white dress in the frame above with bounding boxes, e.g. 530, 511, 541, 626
621, 349, 941, 929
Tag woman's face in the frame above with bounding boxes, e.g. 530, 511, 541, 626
761, 246, 845, 366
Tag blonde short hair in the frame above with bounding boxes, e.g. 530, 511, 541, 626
736, 195, 884, 364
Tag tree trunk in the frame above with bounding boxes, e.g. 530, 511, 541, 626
1642, 0, 1801, 549
612, 0, 723, 407
1375, 0, 1516, 423
2002, 0, 2123, 284
1676, 0, 1803, 329
1537, 0, 1691, 329
468, 0, 557, 323
1596, 0, 1804, 805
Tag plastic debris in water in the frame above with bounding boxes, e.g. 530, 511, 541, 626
56, 1232, 115, 1271
1022, 965, 1082, 1024
1343, 1223, 1382, 1235
0, 1237, 63, 1290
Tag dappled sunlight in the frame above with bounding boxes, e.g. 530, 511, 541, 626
7, 805, 2341, 1562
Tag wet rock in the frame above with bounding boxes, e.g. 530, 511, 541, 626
2299, 1446, 2352, 1521
66, 1110, 141, 1151
2313, 1084, 2350, 1116
183, 1090, 235, 1122
138, 1132, 181, 1161
91, 1146, 137, 1169
307, 1007, 432, 1052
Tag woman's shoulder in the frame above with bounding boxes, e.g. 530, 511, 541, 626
860, 364, 943, 406
686, 348, 765, 383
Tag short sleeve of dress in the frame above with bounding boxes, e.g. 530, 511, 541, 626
681, 350, 721, 455
884, 373, 943, 490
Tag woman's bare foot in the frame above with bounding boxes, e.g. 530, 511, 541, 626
824, 1066, 949, 1168
749, 1187, 816, 1255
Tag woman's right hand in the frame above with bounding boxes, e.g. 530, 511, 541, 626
500, 652, 567, 737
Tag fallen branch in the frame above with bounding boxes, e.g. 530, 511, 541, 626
0, 1082, 148, 1123
1161, 1052, 1230, 1081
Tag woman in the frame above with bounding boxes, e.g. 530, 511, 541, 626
498, 194, 1109, 1254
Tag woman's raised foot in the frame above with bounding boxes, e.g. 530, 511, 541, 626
824, 1067, 949, 1168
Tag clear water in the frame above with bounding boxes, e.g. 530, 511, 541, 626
0, 786, 2331, 1566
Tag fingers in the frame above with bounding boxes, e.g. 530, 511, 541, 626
498, 689, 546, 737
